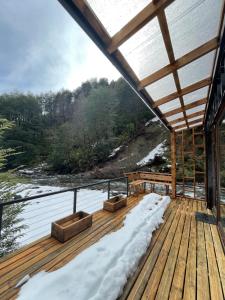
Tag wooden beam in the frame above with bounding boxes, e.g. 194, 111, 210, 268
66, 0, 170, 129
139, 37, 218, 89
153, 77, 211, 107
168, 110, 205, 125
164, 98, 207, 118
157, 10, 188, 127
171, 131, 176, 198
107, 0, 174, 54
173, 118, 203, 130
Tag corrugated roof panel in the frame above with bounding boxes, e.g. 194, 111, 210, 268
189, 122, 203, 128
172, 120, 186, 127
145, 74, 177, 100
119, 18, 169, 80
178, 51, 215, 88
159, 98, 181, 113
186, 104, 206, 115
188, 115, 204, 122
166, 112, 184, 121
175, 126, 188, 132
183, 86, 208, 105
165, 0, 223, 59
86, 0, 149, 36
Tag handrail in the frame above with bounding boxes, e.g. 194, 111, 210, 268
0, 176, 128, 238
0, 176, 126, 207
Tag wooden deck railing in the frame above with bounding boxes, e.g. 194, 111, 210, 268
125, 171, 172, 195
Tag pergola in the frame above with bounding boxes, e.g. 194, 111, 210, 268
58, 0, 224, 132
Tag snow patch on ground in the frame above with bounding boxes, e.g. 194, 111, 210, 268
137, 140, 166, 166
108, 146, 122, 158
17, 193, 170, 300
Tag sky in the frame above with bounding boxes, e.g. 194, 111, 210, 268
0, 0, 120, 94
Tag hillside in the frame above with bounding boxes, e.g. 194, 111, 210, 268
82, 119, 170, 179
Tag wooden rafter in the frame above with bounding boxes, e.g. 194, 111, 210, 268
164, 98, 207, 118
153, 77, 211, 108
107, 0, 174, 54
173, 118, 203, 130
64, 0, 170, 129
168, 110, 205, 125
139, 37, 218, 89
157, 10, 188, 127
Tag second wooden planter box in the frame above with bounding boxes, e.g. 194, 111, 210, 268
51, 211, 92, 243
103, 195, 127, 212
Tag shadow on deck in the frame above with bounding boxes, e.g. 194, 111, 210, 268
0, 195, 224, 299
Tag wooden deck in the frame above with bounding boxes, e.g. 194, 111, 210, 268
0, 195, 224, 300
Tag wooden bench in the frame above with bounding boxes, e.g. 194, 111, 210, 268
125, 172, 172, 195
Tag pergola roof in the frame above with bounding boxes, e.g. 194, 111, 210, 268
59, 0, 225, 131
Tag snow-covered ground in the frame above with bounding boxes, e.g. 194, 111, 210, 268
17, 193, 170, 300
137, 140, 166, 166
2, 183, 108, 246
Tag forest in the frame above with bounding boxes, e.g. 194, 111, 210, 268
0, 78, 153, 173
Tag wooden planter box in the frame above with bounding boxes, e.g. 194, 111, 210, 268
103, 195, 127, 212
51, 211, 92, 243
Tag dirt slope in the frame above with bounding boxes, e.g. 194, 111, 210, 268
85, 120, 170, 178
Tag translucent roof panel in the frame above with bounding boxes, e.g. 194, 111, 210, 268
145, 74, 177, 100
189, 122, 203, 128
178, 51, 215, 88
188, 115, 204, 122
165, 0, 223, 59
175, 126, 187, 132
166, 112, 184, 122
186, 104, 206, 115
172, 120, 186, 127
86, 0, 149, 37
119, 18, 169, 80
159, 99, 181, 114
183, 86, 208, 105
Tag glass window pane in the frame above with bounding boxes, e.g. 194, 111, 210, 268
120, 18, 169, 80
165, 0, 223, 59
219, 114, 225, 230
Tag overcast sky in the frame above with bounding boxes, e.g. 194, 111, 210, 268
0, 0, 120, 94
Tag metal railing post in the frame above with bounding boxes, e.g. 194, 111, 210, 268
107, 181, 110, 200
73, 189, 77, 213
126, 177, 129, 196
0, 204, 3, 239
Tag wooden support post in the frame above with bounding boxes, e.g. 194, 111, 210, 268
171, 131, 176, 198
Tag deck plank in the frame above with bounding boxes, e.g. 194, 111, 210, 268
204, 218, 224, 299
126, 200, 185, 300
139, 201, 186, 299
154, 206, 186, 300
196, 201, 210, 300
1, 196, 225, 300
168, 204, 191, 300
183, 200, 197, 300
0, 195, 141, 299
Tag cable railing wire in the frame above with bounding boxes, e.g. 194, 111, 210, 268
0, 177, 129, 249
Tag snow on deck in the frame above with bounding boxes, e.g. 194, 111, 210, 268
137, 140, 166, 166
17, 193, 170, 300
